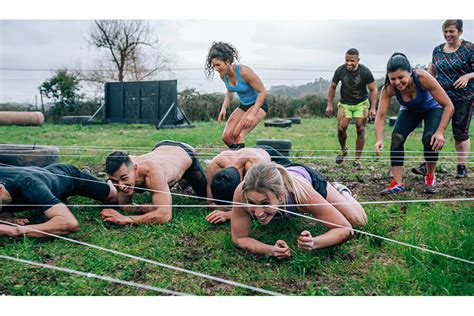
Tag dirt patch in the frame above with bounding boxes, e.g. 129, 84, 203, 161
176, 235, 208, 262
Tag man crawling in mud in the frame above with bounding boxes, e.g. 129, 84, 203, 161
101, 140, 207, 225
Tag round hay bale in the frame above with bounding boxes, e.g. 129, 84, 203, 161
0, 111, 44, 126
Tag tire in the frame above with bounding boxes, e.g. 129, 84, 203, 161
285, 117, 301, 124
256, 139, 292, 157
389, 116, 397, 126
62, 115, 93, 125
0, 144, 60, 167
264, 119, 292, 128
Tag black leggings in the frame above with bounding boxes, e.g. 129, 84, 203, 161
391, 108, 443, 167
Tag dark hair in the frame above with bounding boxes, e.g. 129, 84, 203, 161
346, 48, 359, 56
384, 52, 412, 87
211, 167, 241, 205
105, 151, 133, 175
442, 19, 463, 32
205, 42, 240, 79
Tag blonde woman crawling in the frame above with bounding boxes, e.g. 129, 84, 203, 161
231, 162, 367, 259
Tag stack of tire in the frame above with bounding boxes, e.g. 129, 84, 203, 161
256, 139, 292, 158
62, 116, 93, 125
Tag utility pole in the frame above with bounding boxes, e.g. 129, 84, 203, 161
39, 88, 45, 114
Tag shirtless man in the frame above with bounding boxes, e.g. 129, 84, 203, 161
0, 163, 117, 238
205, 145, 291, 224
101, 140, 207, 225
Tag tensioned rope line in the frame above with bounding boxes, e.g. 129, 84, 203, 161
0, 152, 468, 160
0, 255, 190, 296
3, 143, 472, 154
0, 221, 282, 296
1, 163, 472, 265
5, 197, 474, 209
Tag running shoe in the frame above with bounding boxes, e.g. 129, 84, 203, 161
423, 174, 438, 194
411, 162, 427, 176
380, 178, 407, 195
336, 147, 348, 164
456, 164, 468, 178
353, 159, 363, 170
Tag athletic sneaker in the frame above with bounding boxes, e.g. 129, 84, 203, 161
353, 159, 363, 170
423, 174, 438, 194
456, 164, 468, 178
411, 162, 427, 176
336, 147, 348, 164
380, 178, 407, 195
333, 182, 353, 196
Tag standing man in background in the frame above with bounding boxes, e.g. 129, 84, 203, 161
326, 48, 378, 170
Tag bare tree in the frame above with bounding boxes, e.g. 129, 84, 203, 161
85, 20, 170, 83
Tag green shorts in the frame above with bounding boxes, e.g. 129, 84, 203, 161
338, 99, 369, 119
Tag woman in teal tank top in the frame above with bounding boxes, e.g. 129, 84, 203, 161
205, 42, 269, 149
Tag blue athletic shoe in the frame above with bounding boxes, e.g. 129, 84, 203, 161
380, 179, 407, 195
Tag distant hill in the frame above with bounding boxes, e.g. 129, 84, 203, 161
268, 77, 333, 98
268, 77, 387, 99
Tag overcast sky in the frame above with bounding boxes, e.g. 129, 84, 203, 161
1, 6, 473, 103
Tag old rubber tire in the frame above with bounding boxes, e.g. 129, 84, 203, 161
256, 139, 292, 157
0, 144, 60, 167
285, 117, 301, 124
264, 119, 292, 128
62, 115, 93, 125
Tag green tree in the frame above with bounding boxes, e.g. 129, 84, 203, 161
40, 69, 82, 122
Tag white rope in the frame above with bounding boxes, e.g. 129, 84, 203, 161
4, 143, 471, 154
0, 152, 470, 160
4, 197, 474, 209
0, 220, 282, 296
0, 255, 190, 296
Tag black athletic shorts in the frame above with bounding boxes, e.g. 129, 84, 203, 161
238, 98, 269, 113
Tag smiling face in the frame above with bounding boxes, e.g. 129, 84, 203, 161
388, 69, 412, 91
211, 57, 231, 76
244, 190, 283, 225
107, 164, 137, 196
443, 25, 462, 45
345, 54, 360, 72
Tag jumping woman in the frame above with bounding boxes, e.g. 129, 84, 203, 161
205, 42, 268, 149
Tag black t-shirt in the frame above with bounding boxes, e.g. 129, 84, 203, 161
332, 64, 375, 105
0, 164, 110, 213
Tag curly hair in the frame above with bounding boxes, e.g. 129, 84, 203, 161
205, 41, 240, 79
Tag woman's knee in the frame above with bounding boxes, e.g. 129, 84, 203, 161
390, 132, 405, 151
222, 130, 235, 145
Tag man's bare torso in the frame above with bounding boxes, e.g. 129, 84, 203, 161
130, 144, 194, 190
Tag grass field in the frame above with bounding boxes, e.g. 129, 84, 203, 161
0, 117, 473, 295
